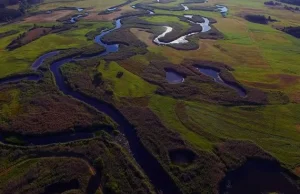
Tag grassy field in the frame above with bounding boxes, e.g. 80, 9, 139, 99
182, 101, 300, 169
0, 21, 112, 79
98, 61, 156, 97
149, 95, 214, 151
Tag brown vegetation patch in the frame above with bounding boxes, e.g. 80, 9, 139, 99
242, 80, 279, 89
294, 166, 300, 176
289, 92, 300, 103
23, 27, 51, 42
118, 96, 150, 107
23, 10, 74, 23
267, 73, 300, 87
84, 9, 129, 21
296, 125, 300, 133
0, 94, 114, 135
130, 28, 155, 47
215, 140, 275, 169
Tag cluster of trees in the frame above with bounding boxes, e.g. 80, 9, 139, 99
264, 0, 300, 11
264, 1, 282, 5
283, 4, 300, 11
244, 14, 276, 24
19, 0, 30, 14
277, 0, 300, 6
282, 26, 300, 38
0, 0, 31, 22
0, 8, 22, 22
0, 0, 37, 22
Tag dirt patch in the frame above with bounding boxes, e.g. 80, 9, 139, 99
6, 27, 52, 50
24, 28, 51, 42
130, 28, 155, 47
290, 92, 300, 103
244, 73, 300, 91
296, 125, 300, 133
268, 73, 300, 86
23, 10, 74, 23
294, 166, 300, 176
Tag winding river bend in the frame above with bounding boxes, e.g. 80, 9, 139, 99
153, 16, 211, 45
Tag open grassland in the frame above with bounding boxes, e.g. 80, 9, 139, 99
149, 95, 214, 151
97, 61, 157, 97
182, 101, 300, 169
148, 92, 300, 171
0, 89, 21, 124
141, 15, 191, 30
0, 21, 112, 79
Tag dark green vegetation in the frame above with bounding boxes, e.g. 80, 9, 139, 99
278, 0, 300, 5
0, 8, 22, 22
281, 26, 300, 38
244, 14, 271, 24
0, 29, 19, 38
0, 135, 155, 194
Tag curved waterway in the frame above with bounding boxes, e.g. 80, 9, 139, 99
216, 5, 228, 17
196, 67, 247, 97
0, 51, 60, 84
154, 16, 211, 45
0, 17, 181, 194
181, 4, 189, 11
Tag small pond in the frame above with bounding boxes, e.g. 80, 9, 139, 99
220, 159, 300, 194
165, 70, 185, 84
196, 67, 247, 97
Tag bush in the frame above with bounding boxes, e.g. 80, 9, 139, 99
245, 14, 268, 24
116, 71, 123, 78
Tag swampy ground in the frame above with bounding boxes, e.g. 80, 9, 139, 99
1, 0, 300, 193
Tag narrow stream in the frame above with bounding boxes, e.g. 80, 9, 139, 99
181, 4, 189, 11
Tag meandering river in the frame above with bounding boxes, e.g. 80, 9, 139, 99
1, 4, 299, 194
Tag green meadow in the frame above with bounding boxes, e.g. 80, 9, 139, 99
0, 21, 112, 78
